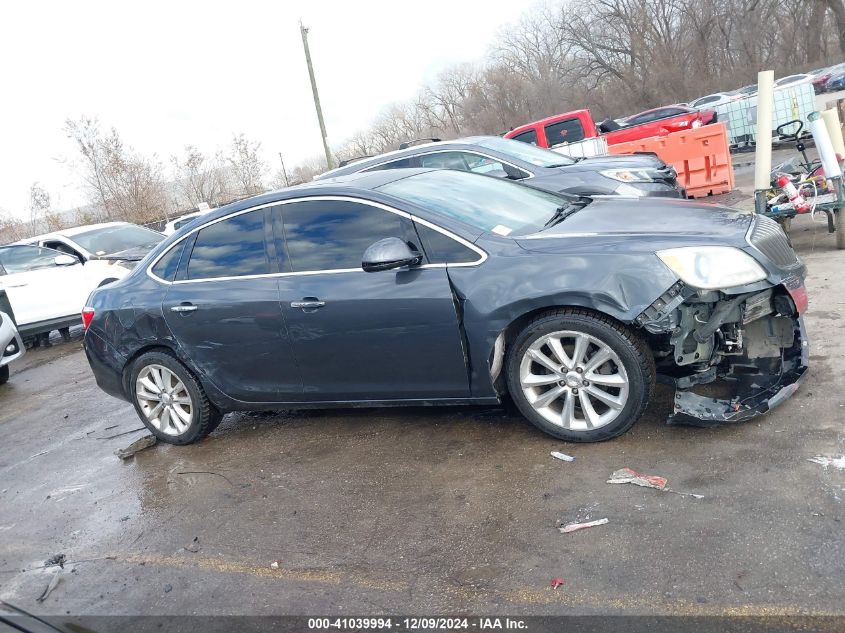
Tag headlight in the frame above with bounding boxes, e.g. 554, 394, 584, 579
601, 169, 660, 183
656, 246, 767, 289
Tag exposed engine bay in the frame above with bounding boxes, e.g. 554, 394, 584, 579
636, 278, 808, 425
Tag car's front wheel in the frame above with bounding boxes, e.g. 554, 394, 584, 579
506, 309, 655, 442
0, 364, 9, 385
129, 351, 222, 445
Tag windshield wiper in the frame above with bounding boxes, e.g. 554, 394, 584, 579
543, 197, 592, 228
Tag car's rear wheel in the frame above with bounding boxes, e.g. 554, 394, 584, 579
129, 351, 222, 445
0, 365, 9, 385
506, 309, 654, 442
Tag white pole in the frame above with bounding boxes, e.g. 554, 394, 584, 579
809, 111, 843, 180
821, 109, 845, 160
754, 70, 775, 193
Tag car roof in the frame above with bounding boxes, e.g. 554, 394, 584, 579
316, 136, 507, 180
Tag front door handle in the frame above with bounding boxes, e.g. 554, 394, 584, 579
290, 299, 326, 310
170, 304, 198, 313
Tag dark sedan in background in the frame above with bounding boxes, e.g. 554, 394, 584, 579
83, 169, 806, 445
316, 136, 683, 198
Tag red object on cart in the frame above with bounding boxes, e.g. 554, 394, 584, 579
777, 175, 810, 213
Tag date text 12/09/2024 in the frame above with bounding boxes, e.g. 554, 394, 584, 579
307, 618, 528, 630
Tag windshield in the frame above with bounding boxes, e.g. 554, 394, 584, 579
0, 245, 66, 274
377, 170, 572, 236
474, 137, 575, 167
70, 224, 164, 255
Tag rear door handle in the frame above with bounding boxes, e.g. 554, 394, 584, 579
290, 299, 326, 310
170, 304, 198, 313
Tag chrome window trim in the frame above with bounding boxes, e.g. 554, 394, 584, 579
146, 195, 487, 285
360, 148, 535, 180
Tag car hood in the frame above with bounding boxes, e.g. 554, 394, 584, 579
516, 197, 753, 251
563, 153, 667, 171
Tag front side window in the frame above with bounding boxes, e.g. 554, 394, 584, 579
415, 224, 480, 264
186, 209, 271, 280
281, 200, 413, 272
0, 245, 66, 274
378, 170, 569, 237
544, 119, 586, 146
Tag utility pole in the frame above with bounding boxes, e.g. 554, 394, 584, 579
300, 22, 333, 170
278, 152, 289, 187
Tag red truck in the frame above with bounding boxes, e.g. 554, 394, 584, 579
505, 106, 717, 153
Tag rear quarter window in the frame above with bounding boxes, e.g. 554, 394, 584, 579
151, 240, 187, 282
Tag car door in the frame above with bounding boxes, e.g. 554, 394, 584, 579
0, 246, 88, 327
274, 198, 470, 401
161, 206, 303, 403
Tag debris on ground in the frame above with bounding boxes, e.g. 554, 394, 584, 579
184, 537, 200, 553
607, 467, 704, 499
550, 577, 565, 589
37, 572, 61, 602
270, 560, 282, 569
44, 553, 66, 569
98, 427, 147, 440
115, 434, 157, 459
119, 515, 130, 522
164, 584, 172, 593
550, 451, 575, 462
607, 467, 667, 490
808, 455, 845, 470
559, 518, 609, 534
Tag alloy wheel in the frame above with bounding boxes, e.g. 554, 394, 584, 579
518, 330, 629, 431
135, 364, 194, 436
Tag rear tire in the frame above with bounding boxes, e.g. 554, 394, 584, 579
129, 351, 222, 445
0, 365, 9, 385
506, 309, 655, 442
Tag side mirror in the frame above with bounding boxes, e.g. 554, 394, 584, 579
54, 254, 78, 266
362, 237, 422, 273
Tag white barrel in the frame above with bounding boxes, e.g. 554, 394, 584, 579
821, 109, 845, 159
809, 111, 843, 180
754, 70, 774, 191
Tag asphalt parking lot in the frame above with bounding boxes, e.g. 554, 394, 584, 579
1, 170, 844, 619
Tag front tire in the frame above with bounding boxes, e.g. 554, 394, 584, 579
0, 365, 9, 385
506, 309, 655, 442
129, 351, 222, 445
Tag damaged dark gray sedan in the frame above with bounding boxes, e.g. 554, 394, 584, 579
82, 168, 808, 444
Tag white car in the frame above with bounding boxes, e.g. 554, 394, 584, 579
0, 245, 100, 339
16, 222, 165, 286
774, 74, 813, 88
689, 92, 739, 108
163, 208, 215, 236
0, 308, 25, 385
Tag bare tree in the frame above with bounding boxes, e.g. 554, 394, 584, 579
222, 134, 267, 198
171, 146, 225, 209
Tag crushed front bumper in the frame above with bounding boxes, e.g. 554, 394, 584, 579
664, 316, 808, 426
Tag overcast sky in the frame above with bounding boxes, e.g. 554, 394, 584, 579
1, 0, 539, 219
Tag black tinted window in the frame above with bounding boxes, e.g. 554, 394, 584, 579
282, 200, 410, 272
364, 157, 418, 172
544, 119, 585, 146
151, 241, 186, 281
415, 224, 479, 264
512, 129, 538, 145
187, 210, 270, 279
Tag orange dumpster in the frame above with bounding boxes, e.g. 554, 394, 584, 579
608, 122, 735, 198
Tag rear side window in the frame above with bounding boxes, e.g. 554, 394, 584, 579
186, 209, 271, 280
281, 200, 413, 272
151, 241, 186, 282
544, 119, 585, 146
414, 223, 480, 264
363, 157, 419, 172
511, 129, 538, 145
